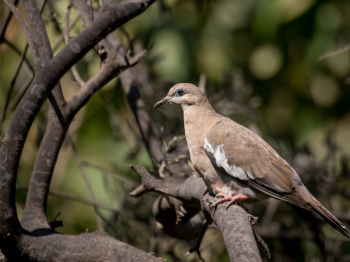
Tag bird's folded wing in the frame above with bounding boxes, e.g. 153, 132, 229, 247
203, 119, 298, 196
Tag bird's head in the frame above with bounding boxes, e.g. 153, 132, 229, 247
154, 83, 207, 109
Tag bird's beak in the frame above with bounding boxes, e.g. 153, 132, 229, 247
154, 96, 171, 109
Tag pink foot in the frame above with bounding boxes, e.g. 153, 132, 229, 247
213, 193, 250, 209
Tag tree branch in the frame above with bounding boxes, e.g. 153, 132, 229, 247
64, 0, 85, 86
0, 0, 19, 41
67, 50, 147, 115
2, 0, 30, 40
0, 40, 33, 132
74, 0, 164, 169
0, 0, 157, 260
120, 68, 165, 169
52, 14, 81, 53
130, 166, 262, 261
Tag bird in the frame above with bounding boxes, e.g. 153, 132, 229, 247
154, 83, 350, 238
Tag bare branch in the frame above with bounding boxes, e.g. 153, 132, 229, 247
68, 137, 114, 227
2, 40, 33, 76
74, 0, 164, 169
185, 221, 208, 261
120, 69, 165, 169
20, 0, 66, 110
52, 14, 81, 53
2, 0, 30, 39
0, 1, 156, 260
83, 161, 139, 187
319, 43, 350, 61
17, 184, 134, 216
64, 0, 85, 86
0, 40, 32, 131
130, 166, 262, 261
0, 0, 19, 41
22, 11, 147, 233
3, 76, 34, 121
67, 50, 147, 115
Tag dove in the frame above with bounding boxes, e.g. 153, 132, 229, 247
154, 83, 350, 238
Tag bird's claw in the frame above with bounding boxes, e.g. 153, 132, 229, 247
213, 193, 249, 209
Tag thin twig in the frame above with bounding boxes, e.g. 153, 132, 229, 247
64, 0, 85, 86
83, 161, 138, 187
52, 14, 81, 52
2, 0, 31, 38
0, 0, 19, 41
185, 221, 208, 261
0, 0, 48, 130
319, 43, 350, 61
89, 0, 94, 21
0, 40, 32, 131
68, 137, 118, 233
3, 77, 33, 121
198, 73, 206, 95
16, 184, 133, 216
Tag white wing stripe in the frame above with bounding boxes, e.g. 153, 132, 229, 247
204, 139, 249, 181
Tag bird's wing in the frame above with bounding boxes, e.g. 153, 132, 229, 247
203, 119, 309, 208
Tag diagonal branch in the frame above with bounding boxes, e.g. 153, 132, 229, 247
0, 40, 33, 132
83, 161, 139, 187
67, 50, 147, 115
64, 0, 85, 86
319, 43, 350, 61
2, 0, 30, 39
74, 0, 164, 169
120, 68, 165, 169
130, 166, 262, 261
20, 0, 66, 109
0, 0, 19, 41
0, 0, 49, 131
17, 184, 134, 216
52, 14, 81, 53
0, 0, 156, 260
68, 137, 121, 232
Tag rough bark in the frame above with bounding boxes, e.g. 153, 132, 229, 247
130, 166, 262, 261
0, 0, 158, 261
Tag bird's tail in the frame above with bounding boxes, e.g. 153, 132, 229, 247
297, 186, 350, 238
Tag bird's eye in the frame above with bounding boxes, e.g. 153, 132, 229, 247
175, 88, 186, 97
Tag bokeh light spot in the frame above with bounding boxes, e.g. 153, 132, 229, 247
309, 74, 339, 107
249, 44, 283, 80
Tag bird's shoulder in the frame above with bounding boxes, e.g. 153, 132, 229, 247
204, 117, 278, 160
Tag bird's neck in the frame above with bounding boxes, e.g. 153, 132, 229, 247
183, 102, 219, 141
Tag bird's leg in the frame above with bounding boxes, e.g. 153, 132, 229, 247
213, 193, 250, 209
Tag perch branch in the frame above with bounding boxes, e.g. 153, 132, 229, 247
130, 166, 262, 261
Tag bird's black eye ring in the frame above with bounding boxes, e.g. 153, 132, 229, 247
175, 88, 186, 97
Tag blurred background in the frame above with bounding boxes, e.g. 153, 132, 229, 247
1, 0, 350, 261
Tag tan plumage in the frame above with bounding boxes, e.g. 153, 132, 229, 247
154, 83, 350, 238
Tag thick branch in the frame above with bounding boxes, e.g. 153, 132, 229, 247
3, 230, 159, 262
130, 166, 262, 261
20, 0, 51, 68
67, 50, 147, 115
0, 0, 156, 260
20, 0, 66, 108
